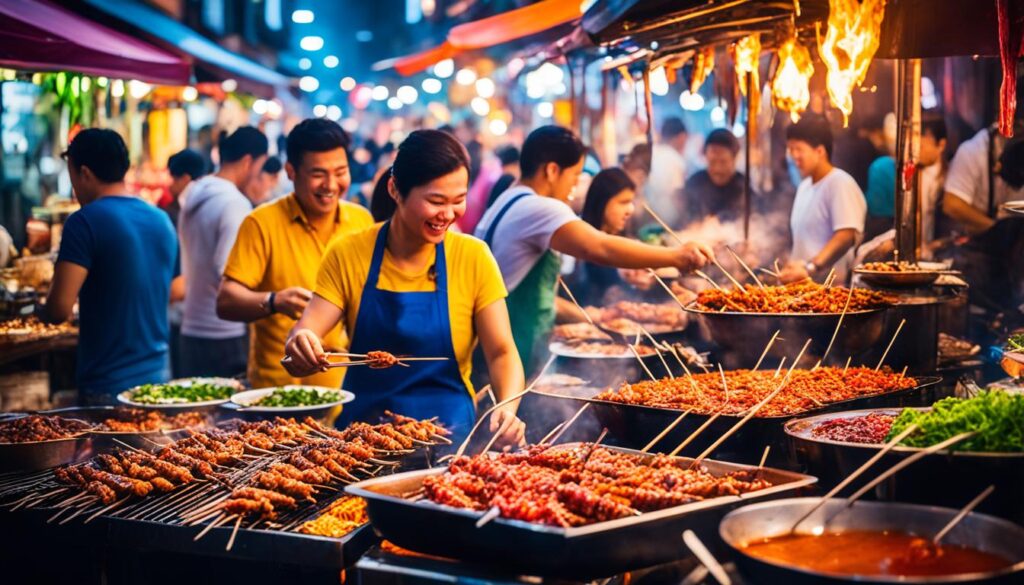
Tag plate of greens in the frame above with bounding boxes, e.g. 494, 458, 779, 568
118, 378, 244, 410
230, 385, 354, 413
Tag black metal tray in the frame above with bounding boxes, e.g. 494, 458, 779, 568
346, 445, 817, 580
784, 407, 1024, 523
532, 376, 942, 465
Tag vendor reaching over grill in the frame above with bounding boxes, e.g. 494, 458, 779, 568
284, 130, 525, 448
779, 115, 867, 284
474, 126, 713, 374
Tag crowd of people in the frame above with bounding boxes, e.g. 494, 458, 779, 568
26, 104, 1024, 441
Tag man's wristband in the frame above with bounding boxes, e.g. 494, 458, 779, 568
267, 291, 277, 315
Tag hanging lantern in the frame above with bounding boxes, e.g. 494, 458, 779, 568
818, 0, 887, 126
772, 37, 814, 122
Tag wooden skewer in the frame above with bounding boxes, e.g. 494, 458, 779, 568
641, 202, 743, 292
692, 339, 812, 464
539, 421, 566, 445
843, 356, 852, 374
627, 341, 659, 381
757, 445, 771, 469
758, 267, 780, 278
822, 267, 836, 288
816, 285, 855, 369
641, 409, 691, 453
638, 327, 674, 379
454, 354, 556, 457
875, 318, 906, 371
933, 485, 995, 544
773, 356, 787, 379
718, 363, 730, 405
726, 245, 765, 289
822, 431, 978, 528
753, 330, 782, 372
789, 423, 920, 532
546, 402, 593, 445
557, 277, 596, 326
225, 515, 244, 551
475, 505, 502, 528
682, 530, 733, 585
693, 270, 723, 291
648, 269, 688, 310
673, 349, 700, 392
669, 412, 721, 457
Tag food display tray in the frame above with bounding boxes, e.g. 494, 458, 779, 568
346, 445, 816, 580
532, 376, 941, 465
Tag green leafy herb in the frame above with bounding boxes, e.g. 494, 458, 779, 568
1006, 334, 1024, 353
886, 390, 1024, 452
128, 382, 234, 404
252, 388, 341, 408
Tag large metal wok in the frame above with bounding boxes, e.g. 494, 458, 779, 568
683, 301, 888, 369
532, 376, 941, 465
785, 407, 1024, 523
346, 445, 816, 579
720, 498, 1024, 584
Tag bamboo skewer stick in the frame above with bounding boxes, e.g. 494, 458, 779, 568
649, 269, 688, 310
669, 412, 721, 457
692, 339, 812, 464
726, 245, 765, 289
641, 410, 691, 453
718, 363, 730, 405
453, 354, 556, 458
475, 505, 502, 528
546, 403, 593, 446
875, 318, 906, 371
641, 203, 744, 292
843, 356, 852, 373
694, 270, 723, 291
789, 423, 920, 532
682, 530, 733, 585
539, 421, 566, 445
639, 328, 674, 379
753, 330, 781, 371
773, 357, 787, 378
627, 341, 658, 381
225, 515, 244, 551
674, 351, 700, 392
822, 267, 836, 288
815, 285, 855, 369
933, 485, 995, 544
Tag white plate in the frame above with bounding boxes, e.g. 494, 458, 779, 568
230, 385, 354, 412
117, 377, 244, 409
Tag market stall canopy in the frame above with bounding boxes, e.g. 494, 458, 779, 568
0, 0, 190, 85
375, 0, 584, 76
373, 41, 461, 77
81, 0, 290, 93
447, 0, 583, 49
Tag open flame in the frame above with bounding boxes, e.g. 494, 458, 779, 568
772, 37, 814, 122
690, 46, 715, 94
732, 34, 762, 98
818, 0, 887, 125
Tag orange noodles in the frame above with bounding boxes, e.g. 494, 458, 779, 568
695, 281, 894, 314
772, 36, 814, 122
817, 0, 887, 126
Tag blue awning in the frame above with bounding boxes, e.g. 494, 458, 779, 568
82, 0, 290, 88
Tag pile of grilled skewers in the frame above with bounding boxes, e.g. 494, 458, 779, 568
587, 301, 688, 335
695, 281, 893, 313
0, 413, 450, 545
95, 409, 210, 433
420, 443, 772, 527
595, 367, 917, 417
0, 414, 91, 443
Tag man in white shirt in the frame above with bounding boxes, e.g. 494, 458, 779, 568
646, 117, 689, 228
475, 125, 713, 373
780, 115, 867, 283
942, 126, 1024, 234
179, 127, 268, 378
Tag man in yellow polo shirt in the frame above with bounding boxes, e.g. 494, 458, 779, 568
217, 119, 373, 388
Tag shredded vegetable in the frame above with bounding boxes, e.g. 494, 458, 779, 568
887, 391, 1024, 452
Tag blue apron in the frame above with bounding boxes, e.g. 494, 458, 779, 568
338, 222, 474, 440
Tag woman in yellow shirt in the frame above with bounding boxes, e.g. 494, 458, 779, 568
284, 130, 525, 446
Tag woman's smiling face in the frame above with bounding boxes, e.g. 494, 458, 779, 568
392, 166, 468, 244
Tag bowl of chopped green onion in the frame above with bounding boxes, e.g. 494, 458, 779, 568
118, 377, 244, 412
228, 386, 354, 423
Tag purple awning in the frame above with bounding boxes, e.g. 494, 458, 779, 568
0, 0, 190, 85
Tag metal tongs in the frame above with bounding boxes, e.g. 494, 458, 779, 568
281, 352, 449, 369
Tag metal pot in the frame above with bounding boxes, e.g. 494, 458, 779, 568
720, 498, 1024, 584
784, 407, 1024, 523
683, 303, 888, 370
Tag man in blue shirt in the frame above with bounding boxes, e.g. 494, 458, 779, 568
39, 129, 177, 403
